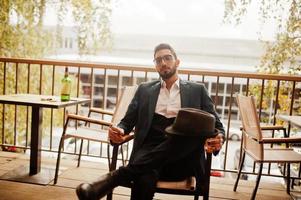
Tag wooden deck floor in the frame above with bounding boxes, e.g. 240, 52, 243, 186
0, 151, 298, 200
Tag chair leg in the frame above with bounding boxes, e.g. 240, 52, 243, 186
203, 153, 212, 200
106, 193, 113, 200
250, 162, 263, 200
106, 145, 119, 200
124, 143, 129, 164
283, 129, 289, 148
107, 143, 111, 169
193, 167, 202, 200
291, 162, 301, 189
233, 151, 246, 191
54, 136, 64, 184
291, 178, 294, 189
283, 128, 287, 138
120, 145, 125, 166
202, 187, 209, 200
77, 139, 84, 167
286, 163, 291, 194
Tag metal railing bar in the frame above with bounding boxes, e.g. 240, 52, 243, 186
144, 71, 148, 82
14, 63, 18, 146
116, 70, 121, 103
90, 67, 95, 108
50, 65, 56, 150
273, 80, 281, 125
39, 64, 42, 94
258, 79, 265, 121
1, 62, 6, 145
214, 76, 220, 109
26, 63, 30, 148
103, 69, 108, 109
223, 77, 235, 170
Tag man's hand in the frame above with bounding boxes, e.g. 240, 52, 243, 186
205, 133, 224, 153
109, 126, 126, 144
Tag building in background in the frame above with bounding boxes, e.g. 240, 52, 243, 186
47, 26, 294, 139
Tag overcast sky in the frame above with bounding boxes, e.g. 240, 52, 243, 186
111, 0, 279, 40
44, 0, 282, 41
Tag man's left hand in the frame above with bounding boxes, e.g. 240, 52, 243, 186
205, 133, 224, 153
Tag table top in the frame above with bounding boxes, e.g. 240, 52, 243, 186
0, 94, 90, 108
277, 114, 301, 129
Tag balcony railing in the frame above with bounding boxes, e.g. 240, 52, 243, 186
0, 57, 300, 180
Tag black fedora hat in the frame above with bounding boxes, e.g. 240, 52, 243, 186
165, 108, 216, 137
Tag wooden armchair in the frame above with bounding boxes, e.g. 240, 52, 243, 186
53, 86, 137, 184
108, 134, 212, 200
233, 94, 301, 200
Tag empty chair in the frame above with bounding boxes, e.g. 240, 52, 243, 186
234, 94, 301, 200
54, 86, 137, 184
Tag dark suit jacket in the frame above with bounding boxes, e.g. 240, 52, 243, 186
118, 79, 225, 159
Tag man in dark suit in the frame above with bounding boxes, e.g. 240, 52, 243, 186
76, 43, 225, 200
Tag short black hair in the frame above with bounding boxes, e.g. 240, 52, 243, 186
153, 43, 177, 59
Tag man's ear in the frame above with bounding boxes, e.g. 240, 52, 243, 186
175, 59, 180, 67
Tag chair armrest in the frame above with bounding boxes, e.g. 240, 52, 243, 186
240, 125, 285, 131
67, 114, 113, 127
241, 125, 287, 138
110, 133, 134, 171
111, 134, 134, 146
260, 125, 285, 131
261, 137, 301, 144
89, 107, 114, 116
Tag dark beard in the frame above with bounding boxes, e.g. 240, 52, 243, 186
159, 68, 176, 80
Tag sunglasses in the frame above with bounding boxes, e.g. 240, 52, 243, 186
153, 54, 174, 65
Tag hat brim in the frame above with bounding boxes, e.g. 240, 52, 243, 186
165, 126, 216, 137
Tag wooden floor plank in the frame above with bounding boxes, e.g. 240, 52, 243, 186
0, 180, 77, 200
0, 151, 295, 200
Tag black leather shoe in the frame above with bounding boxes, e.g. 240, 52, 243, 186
76, 171, 121, 200
76, 183, 97, 200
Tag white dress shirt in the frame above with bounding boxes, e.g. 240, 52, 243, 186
155, 79, 181, 118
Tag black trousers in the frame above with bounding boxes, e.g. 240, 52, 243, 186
118, 114, 205, 200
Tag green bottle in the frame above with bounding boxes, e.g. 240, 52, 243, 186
61, 67, 71, 101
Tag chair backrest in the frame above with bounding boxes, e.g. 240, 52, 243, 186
236, 94, 263, 160
111, 86, 137, 125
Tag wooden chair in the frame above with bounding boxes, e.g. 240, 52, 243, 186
233, 94, 301, 200
108, 132, 212, 200
53, 86, 137, 184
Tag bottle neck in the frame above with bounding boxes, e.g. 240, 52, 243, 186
64, 68, 69, 77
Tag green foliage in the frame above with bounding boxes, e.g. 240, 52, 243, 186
0, 0, 113, 57
56, 0, 113, 55
0, 0, 112, 146
249, 80, 293, 112
224, 0, 301, 122
258, 0, 301, 75
0, 0, 51, 58
224, 0, 301, 74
